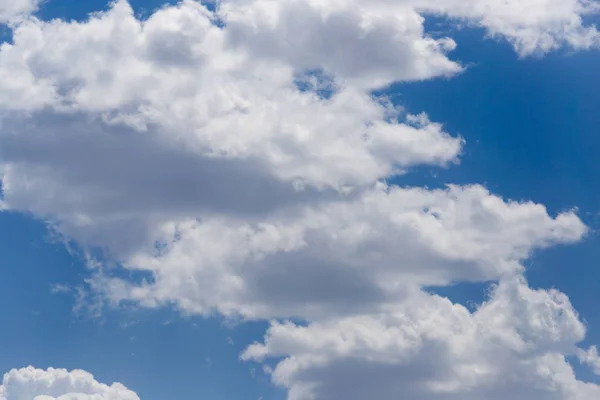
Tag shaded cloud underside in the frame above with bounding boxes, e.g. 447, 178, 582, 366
0, 0, 599, 399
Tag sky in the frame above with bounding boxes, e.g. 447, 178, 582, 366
0, 1, 600, 399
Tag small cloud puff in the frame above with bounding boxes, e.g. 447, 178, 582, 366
0, 367, 139, 400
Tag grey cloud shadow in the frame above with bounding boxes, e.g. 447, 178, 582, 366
276, 345, 564, 400
0, 111, 341, 216
243, 251, 390, 320
0, 110, 346, 254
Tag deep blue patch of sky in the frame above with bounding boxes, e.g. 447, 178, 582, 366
0, 212, 285, 400
36, 0, 213, 21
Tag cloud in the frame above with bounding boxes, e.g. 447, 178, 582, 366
404, 0, 600, 56
0, 1, 598, 400
411, 0, 600, 55
221, 0, 600, 58
577, 346, 600, 375
219, 0, 462, 88
0, 0, 462, 258
0, 367, 139, 400
97, 183, 586, 320
0, 0, 37, 22
242, 277, 599, 400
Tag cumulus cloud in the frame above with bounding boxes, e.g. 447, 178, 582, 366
220, 0, 600, 57
219, 0, 462, 88
0, 1, 598, 400
0, 0, 38, 22
411, 0, 600, 55
0, 0, 462, 257
97, 184, 586, 320
0, 367, 139, 400
242, 277, 598, 400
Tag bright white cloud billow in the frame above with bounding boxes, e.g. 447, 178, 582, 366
97, 184, 586, 320
0, 367, 139, 400
0, 0, 599, 399
221, 0, 600, 58
408, 0, 600, 55
0, 0, 462, 256
0, 0, 38, 22
243, 277, 599, 400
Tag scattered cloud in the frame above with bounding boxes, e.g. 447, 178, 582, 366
578, 346, 600, 375
412, 0, 600, 55
0, 367, 139, 400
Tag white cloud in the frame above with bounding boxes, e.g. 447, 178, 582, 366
221, 0, 600, 58
242, 277, 599, 400
0, 367, 139, 400
411, 0, 600, 55
577, 346, 600, 375
0, 1, 598, 400
97, 183, 586, 320
0, 0, 37, 22
219, 0, 462, 88
0, 0, 462, 257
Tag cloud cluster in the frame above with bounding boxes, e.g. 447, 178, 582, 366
0, 1, 599, 399
98, 184, 585, 321
0, 367, 139, 400
243, 277, 599, 400
222, 0, 600, 60
0, 0, 462, 256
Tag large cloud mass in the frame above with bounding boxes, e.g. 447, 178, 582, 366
243, 278, 599, 400
0, 367, 139, 400
0, 0, 599, 399
98, 184, 586, 320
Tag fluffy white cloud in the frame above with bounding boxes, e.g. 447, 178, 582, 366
97, 183, 586, 320
410, 0, 600, 55
219, 0, 462, 88
220, 0, 600, 57
577, 346, 600, 375
0, 367, 139, 400
0, 0, 462, 257
242, 277, 599, 400
0, 0, 37, 22
0, 1, 598, 400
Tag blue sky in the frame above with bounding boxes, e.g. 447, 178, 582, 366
0, 215, 284, 400
1, 1, 600, 399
